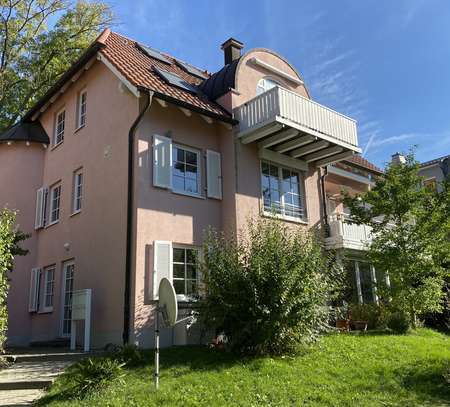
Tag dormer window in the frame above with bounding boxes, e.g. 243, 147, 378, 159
256, 78, 282, 96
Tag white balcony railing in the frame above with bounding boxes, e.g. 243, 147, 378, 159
234, 87, 359, 151
326, 214, 373, 250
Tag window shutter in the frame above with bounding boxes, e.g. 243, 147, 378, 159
34, 187, 47, 229
152, 241, 172, 300
28, 268, 41, 312
153, 135, 172, 189
206, 150, 222, 199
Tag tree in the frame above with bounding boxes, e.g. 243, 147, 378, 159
344, 152, 449, 328
0, 0, 113, 132
0, 209, 28, 350
199, 218, 342, 355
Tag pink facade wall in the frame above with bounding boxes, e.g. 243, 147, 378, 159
3, 44, 332, 349
0, 144, 45, 345
3, 61, 138, 347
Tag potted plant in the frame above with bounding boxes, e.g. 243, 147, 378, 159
335, 302, 350, 331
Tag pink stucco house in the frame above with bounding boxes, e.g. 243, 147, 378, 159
0, 29, 366, 348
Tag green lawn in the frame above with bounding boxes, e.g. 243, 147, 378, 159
39, 329, 449, 407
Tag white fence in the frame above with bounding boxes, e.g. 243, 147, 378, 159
328, 214, 373, 245
234, 86, 358, 148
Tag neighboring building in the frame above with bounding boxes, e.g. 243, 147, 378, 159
0, 29, 361, 348
324, 156, 385, 305
418, 154, 449, 192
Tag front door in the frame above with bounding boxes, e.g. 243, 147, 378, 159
61, 261, 75, 337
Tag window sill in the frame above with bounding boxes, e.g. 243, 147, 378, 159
50, 141, 64, 151
38, 308, 53, 314
262, 211, 308, 225
74, 124, 85, 134
45, 220, 60, 229
70, 210, 81, 217
172, 189, 205, 200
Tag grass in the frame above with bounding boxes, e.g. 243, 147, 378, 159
39, 329, 449, 407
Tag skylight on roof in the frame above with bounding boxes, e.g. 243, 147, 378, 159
154, 67, 198, 94
175, 60, 208, 79
137, 43, 171, 64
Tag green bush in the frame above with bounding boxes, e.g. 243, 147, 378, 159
67, 357, 124, 397
199, 217, 342, 355
115, 344, 145, 367
350, 304, 389, 330
387, 311, 411, 334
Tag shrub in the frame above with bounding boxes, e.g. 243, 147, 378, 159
67, 357, 124, 397
115, 344, 145, 367
199, 217, 342, 355
349, 303, 389, 330
387, 311, 411, 334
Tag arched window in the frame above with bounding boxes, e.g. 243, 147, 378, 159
256, 78, 282, 95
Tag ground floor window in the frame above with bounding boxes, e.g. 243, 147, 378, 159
344, 259, 386, 305
173, 247, 198, 300
62, 262, 75, 336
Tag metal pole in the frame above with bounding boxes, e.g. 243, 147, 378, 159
154, 306, 159, 390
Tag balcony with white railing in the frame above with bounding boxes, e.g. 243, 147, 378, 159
325, 214, 373, 251
233, 87, 361, 167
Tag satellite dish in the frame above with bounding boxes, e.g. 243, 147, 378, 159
158, 278, 178, 327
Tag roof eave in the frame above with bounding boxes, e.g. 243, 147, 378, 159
137, 86, 237, 125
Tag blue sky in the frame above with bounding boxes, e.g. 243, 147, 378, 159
112, 0, 450, 168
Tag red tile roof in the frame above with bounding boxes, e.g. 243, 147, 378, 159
100, 31, 232, 121
344, 155, 383, 174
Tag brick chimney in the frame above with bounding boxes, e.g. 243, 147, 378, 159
221, 38, 244, 66
391, 152, 406, 165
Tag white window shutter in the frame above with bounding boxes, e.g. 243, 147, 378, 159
152, 241, 172, 300
206, 150, 222, 199
28, 268, 41, 312
153, 135, 172, 188
34, 187, 47, 229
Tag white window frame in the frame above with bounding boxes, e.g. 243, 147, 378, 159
61, 261, 75, 337
42, 266, 55, 313
256, 77, 282, 96
172, 246, 200, 302
49, 183, 61, 225
72, 169, 83, 214
171, 144, 202, 198
77, 90, 87, 129
260, 161, 307, 223
54, 108, 65, 146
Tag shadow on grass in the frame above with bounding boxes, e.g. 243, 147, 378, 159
35, 346, 244, 405
397, 361, 450, 404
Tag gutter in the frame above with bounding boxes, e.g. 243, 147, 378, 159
123, 90, 154, 345
320, 166, 330, 237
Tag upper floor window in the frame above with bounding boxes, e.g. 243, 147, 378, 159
77, 91, 87, 129
172, 145, 201, 196
54, 109, 65, 146
49, 183, 61, 224
173, 247, 198, 299
256, 78, 282, 96
72, 169, 83, 214
261, 161, 305, 220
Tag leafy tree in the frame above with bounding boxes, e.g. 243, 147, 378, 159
0, 209, 28, 350
199, 218, 342, 355
344, 152, 449, 328
0, 0, 113, 132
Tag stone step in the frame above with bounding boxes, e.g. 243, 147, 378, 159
5, 351, 88, 364
0, 389, 43, 406
0, 379, 52, 390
